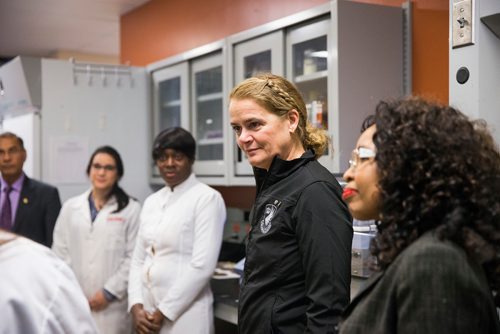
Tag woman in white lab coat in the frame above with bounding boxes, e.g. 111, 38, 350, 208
128, 127, 226, 334
52, 145, 141, 334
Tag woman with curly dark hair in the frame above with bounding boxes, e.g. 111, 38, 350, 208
339, 97, 500, 333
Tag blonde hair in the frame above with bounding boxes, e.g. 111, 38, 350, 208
229, 73, 329, 159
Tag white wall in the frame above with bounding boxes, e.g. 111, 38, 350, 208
449, 0, 500, 145
40, 59, 152, 203
1, 112, 41, 179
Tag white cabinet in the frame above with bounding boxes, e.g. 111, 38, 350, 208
152, 62, 189, 133
149, 42, 228, 185
229, 30, 285, 183
226, 1, 405, 185
286, 18, 331, 169
328, 0, 404, 173
149, 1, 407, 186
150, 62, 189, 183
284, 1, 404, 174
191, 52, 227, 181
234, 30, 284, 81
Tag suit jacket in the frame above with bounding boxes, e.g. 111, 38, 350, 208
339, 230, 500, 334
11, 176, 61, 247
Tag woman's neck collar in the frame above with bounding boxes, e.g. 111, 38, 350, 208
91, 189, 111, 209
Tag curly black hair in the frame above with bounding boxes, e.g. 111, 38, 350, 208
364, 97, 500, 306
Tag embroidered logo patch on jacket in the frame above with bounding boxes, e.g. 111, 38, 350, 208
259, 200, 280, 234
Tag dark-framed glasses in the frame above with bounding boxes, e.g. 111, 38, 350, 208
91, 163, 116, 172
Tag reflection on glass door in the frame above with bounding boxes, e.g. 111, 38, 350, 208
191, 53, 225, 177
152, 62, 189, 134
244, 50, 271, 78
194, 65, 223, 161
233, 31, 284, 177
292, 36, 328, 131
287, 18, 331, 162
151, 62, 189, 181
158, 77, 181, 130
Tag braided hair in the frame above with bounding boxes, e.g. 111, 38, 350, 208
229, 73, 329, 159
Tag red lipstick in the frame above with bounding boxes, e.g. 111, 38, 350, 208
342, 188, 357, 200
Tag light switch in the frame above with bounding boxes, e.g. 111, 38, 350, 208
452, 0, 474, 48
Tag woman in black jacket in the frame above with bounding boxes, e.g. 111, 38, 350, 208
229, 73, 353, 333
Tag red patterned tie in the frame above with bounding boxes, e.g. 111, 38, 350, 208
0, 186, 13, 230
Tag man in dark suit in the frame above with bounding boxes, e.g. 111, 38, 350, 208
0, 132, 61, 247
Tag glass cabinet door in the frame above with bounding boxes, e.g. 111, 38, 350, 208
286, 18, 332, 170
152, 62, 190, 133
151, 62, 189, 181
158, 77, 181, 129
233, 31, 285, 178
191, 53, 226, 177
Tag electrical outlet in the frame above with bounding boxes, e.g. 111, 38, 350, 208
452, 0, 474, 48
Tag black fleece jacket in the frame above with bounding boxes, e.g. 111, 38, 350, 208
238, 150, 353, 334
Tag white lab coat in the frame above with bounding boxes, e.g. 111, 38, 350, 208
0, 232, 98, 334
52, 190, 141, 334
128, 173, 226, 334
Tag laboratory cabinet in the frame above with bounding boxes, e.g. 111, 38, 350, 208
284, 1, 405, 174
150, 62, 190, 182
230, 30, 285, 179
152, 62, 189, 134
149, 0, 407, 186
286, 18, 331, 169
227, 1, 405, 185
325, 0, 405, 173
148, 41, 229, 185
191, 53, 226, 178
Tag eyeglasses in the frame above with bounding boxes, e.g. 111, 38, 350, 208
91, 163, 116, 172
348, 147, 376, 171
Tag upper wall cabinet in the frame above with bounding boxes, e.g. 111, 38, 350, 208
152, 62, 189, 132
327, 0, 405, 173
149, 42, 228, 185
229, 30, 285, 183
148, 0, 407, 186
150, 62, 189, 183
190, 52, 226, 180
226, 1, 405, 185
287, 18, 331, 169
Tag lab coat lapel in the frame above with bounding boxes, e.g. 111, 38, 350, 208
92, 196, 118, 226
73, 190, 93, 224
